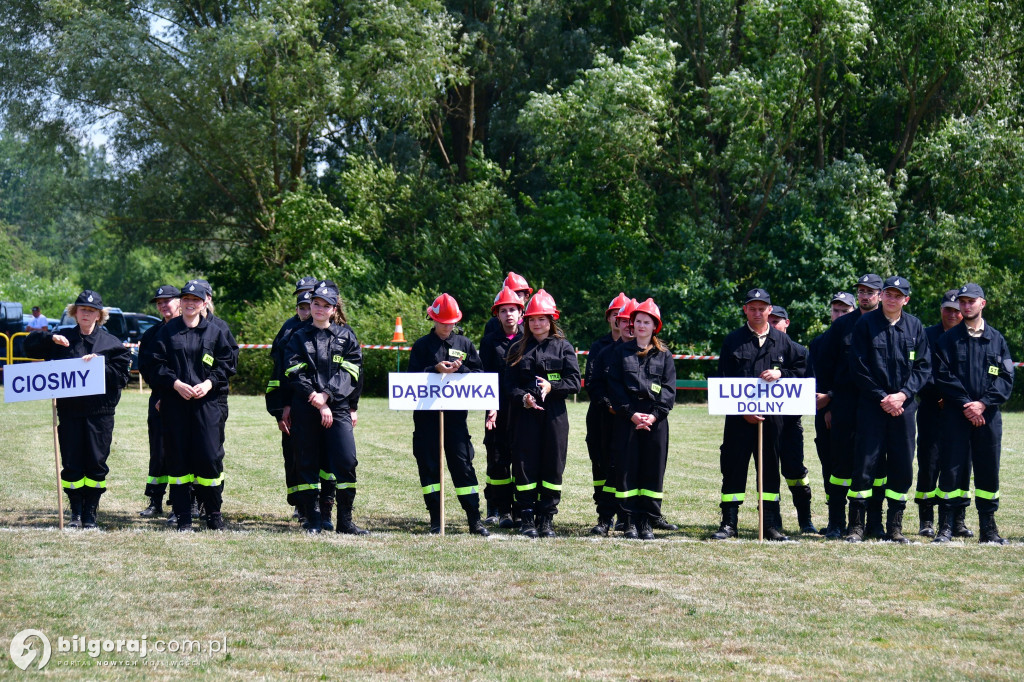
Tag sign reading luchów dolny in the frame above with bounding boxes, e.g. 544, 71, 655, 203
4, 356, 107, 403
707, 377, 816, 416
389, 373, 499, 411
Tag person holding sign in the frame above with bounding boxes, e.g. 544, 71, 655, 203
24, 290, 131, 529
606, 299, 676, 540
151, 279, 237, 531
408, 293, 490, 536
505, 290, 581, 538
712, 288, 805, 542
285, 283, 367, 535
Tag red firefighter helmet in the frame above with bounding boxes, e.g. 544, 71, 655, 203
615, 298, 639, 321
524, 289, 559, 319
631, 297, 663, 334
607, 292, 629, 314
503, 271, 533, 296
491, 286, 525, 315
427, 293, 462, 324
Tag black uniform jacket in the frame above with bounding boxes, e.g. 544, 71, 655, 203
585, 336, 619, 408
916, 323, 948, 407
815, 309, 864, 396
138, 319, 166, 394
717, 325, 807, 380
266, 315, 310, 418
480, 326, 522, 410
285, 322, 363, 412
481, 316, 523, 346
505, 336, 581, 404
408, 330, 483, 375
933, 322, 1014, 410
606, 340, 676, 422
24, 326, 131, 418
150, 315, 237, 396
206, 313, 240, 402
849, 308, 931, 402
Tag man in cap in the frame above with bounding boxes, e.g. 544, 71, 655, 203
25, 305, 48, 332
766, 305, 816, 534
137, 285, 182, 519
845, 276, 931, 543
808, 291, 855, 526
266, 277, 318, 523
815, 275, 883, 539
913, 290, 963, 537
712, 288, 806, 541
932, 284, 1014, 544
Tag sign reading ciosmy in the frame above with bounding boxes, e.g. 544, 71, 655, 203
4, 357, 106, 403
389, 373, 498, 411
707, 378, 816, 416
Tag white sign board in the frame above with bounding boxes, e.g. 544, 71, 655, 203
707, 377, 816, 416
389, 372, 499, 411
4, 357, 107, 403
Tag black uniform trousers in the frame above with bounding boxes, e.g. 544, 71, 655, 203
162, 396, 226, 516
483, 408, 514, 513
720, 415, 782, 506
280, 431, 301, 506
58, 414, 114, 498
937, 409, 1002, 513
412, 410, 480, 514
827, 390, 859, 502
291, 403, 354, 507
779, 415, 811, 504
613, 416, 668, 520
849, 397, 916, 510
511, 399, 570, 515
914, 399, 943, 509
585, 402, 618, 517
813, 411, 832, 501
144, 393, 168, 498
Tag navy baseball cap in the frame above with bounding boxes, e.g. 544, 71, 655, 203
744, 288, 771, 305
293, 276, 317, 295
296, 291, 312, 305
768, 306, 789, 320
181, 279, 212, 299
940, 290, 960, 310
74, 290, 103, 309
857, 273, 883, 290
831, 291, 855, 307
150, 285, 181, 303
883, 275, 911, 295
958, 282, 985, 299
311, 285, 339, 307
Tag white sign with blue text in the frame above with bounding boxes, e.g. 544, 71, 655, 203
389, 372, 499, 411
707, 378, 816, 416
4, 357, 106, 403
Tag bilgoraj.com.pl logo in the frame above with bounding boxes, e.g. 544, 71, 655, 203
9, 629, 227, 670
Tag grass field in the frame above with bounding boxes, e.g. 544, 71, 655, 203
2, 388, 1023, 680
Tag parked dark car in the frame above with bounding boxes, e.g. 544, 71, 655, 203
58, 308, 161, 370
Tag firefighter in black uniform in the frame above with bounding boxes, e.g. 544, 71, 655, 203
505, 289, 581, 538
24, 290, 131, 529
479, 286, 524, 528
846, 275, 931, 543
808, 291, 855, 528
138, 285, 181, 519
933, 283, 1014, 544
712, 288, 805, 541
914, 290, 963, 537
266, 277, 317, 521
408, 293, 490, 536
151, 279, 237, 531
766, 305, 816, 534
285, 283, 367, 535
606, 298, 676, 540
584, 292, 628, 534
816, 274, 882, 539
480, 272, 531, 340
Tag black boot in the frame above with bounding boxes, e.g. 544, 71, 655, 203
336, 501, 369, 535
918, 503, 935, 538
823, 498, 846, 539
498, 511, 515, 529
171, 485, 193, 531
81, 490, 100, 529
933, 505, 953, 543
467, 509, 491, 537
319, 498, 334, 532
651, 516, 679, 531
865, 495, 884, 538
537, 513, 556, 538
979, 512, 1008, 545
206, 511, 226, 530
140, 495, 163, 518
845, 500, 866, 543
520, 509, 538, 538
302, 499, 322, 534
638, 516, 655, 540
622, 513, 639, 539
67, 492, 83, 529
710, 505, 738, 540
484, 507, 499, 525
952, 507, 974, 538
425, 494, 441, 534
763, 502, 791, 542
590, 515, 613, 536
795, 498, 817, 534
885, 507, 910, 544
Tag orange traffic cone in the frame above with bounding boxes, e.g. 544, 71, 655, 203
392, 316, 406, 343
